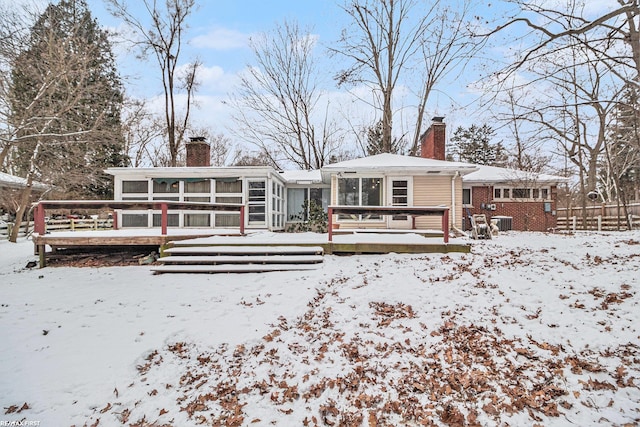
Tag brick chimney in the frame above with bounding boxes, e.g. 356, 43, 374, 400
186, 137, 210, 167
420, 116, 446, 161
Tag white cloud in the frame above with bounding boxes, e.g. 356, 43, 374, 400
191, 27, 251, 50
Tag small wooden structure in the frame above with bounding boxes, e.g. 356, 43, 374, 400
327, 205, 450, 243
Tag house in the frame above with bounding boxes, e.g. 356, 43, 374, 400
105, 121, 567, 233
461, 164, 567, 231
414, 117, 568, 232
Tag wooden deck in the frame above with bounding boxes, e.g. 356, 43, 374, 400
32, 229, 470, 268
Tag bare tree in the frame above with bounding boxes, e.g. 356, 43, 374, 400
106, 0, 200, 167
482, 0, 640, 89
331, 0, 478, 154
121, 97, 164, 167
228, 20, 343, 170
494, 85, 551, 172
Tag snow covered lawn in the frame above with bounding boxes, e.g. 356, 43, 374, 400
1, 231, 639, 426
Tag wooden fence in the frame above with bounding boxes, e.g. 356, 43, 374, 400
557, 202, 640, 231
0, 221, 35, 239
0, 218, 114, 239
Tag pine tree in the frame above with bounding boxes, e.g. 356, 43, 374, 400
448, 124, 506, 166
9, 0, 127, 199
365, 120, 404, 155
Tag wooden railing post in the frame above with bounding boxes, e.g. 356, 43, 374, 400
328, 207, 334, 242
240, 205, 245, 235
442, 209, 449, 244
161, 203, 168, 235
34, 203, 45, 235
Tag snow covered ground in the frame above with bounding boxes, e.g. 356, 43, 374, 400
0, 231, 639, 426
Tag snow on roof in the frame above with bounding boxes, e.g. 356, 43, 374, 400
462, 164, 569, 184
0, 171, 49, 190
322, 153, 478, 174
278, 169, 324, 184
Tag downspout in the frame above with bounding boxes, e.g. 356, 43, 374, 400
451, 171, 467, 237
451, 172, 458, 226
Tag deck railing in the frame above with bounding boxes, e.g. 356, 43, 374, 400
32, 200, 245, 236
327, 205, 450, 243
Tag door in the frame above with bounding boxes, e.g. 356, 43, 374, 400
247, 179, 267, 227
388, 177, 412, 229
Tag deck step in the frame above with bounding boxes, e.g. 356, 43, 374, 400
151, 263, 320, 274
163, 245, 324, 256
157, 254, 324, 264
156, 244, 325, 274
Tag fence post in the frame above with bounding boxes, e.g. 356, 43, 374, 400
597, 215, 602, 232
630, 214, 634, 230
70, 218, 75, 231
571, 216, 577, 233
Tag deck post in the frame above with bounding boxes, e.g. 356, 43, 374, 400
240, 206, 245, 235
161, 203, 168, 235
34, 203, 45, 235
328, 207, 333, 242
442, 209, 449, 244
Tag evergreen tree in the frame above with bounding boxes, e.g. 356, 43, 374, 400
365, 120, 404, 155
448, 124, 506, 166
9, 0, 127, 199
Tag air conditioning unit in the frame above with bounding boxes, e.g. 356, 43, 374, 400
492, 216, 512, 231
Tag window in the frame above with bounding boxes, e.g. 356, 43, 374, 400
184, 213, 211, 227
216, 179, 242, 193
463, 188, 472, 205
272, 182, 284, 229
152, 213, 179, 227
153, 179, 179, 193
248, 180, 266, 224
215, 214, 240, 227
337, 177, 383, 221
122, 180, 148, 193
493, 186, 550, 201
338, 178, 360, 206
541, 188, 549, 199
512, 188, 531, 199
121, 214, 148, 227
215, 179, 243, 204
287, 187, 330, 221
185, 179, 210, 193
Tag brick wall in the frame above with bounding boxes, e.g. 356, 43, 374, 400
463, 185, 559, 232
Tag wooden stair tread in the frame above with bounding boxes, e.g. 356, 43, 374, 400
157, 255, 324, 264
164, 245, 324, 255
151, 264, 320, 274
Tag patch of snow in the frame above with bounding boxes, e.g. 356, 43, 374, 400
0, 231, 639, 426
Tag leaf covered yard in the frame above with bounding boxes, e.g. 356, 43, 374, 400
0, 231, 639, 426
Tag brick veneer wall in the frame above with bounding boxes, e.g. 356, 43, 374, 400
463, 185, 559, 232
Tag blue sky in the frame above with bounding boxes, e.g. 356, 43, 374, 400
11, 0, 624, 164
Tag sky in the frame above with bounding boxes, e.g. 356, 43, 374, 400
7, 0, 625, 167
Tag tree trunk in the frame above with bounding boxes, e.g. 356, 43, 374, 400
9, 178, 34, 243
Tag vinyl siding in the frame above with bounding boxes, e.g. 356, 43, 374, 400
413, 175, 462, 229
